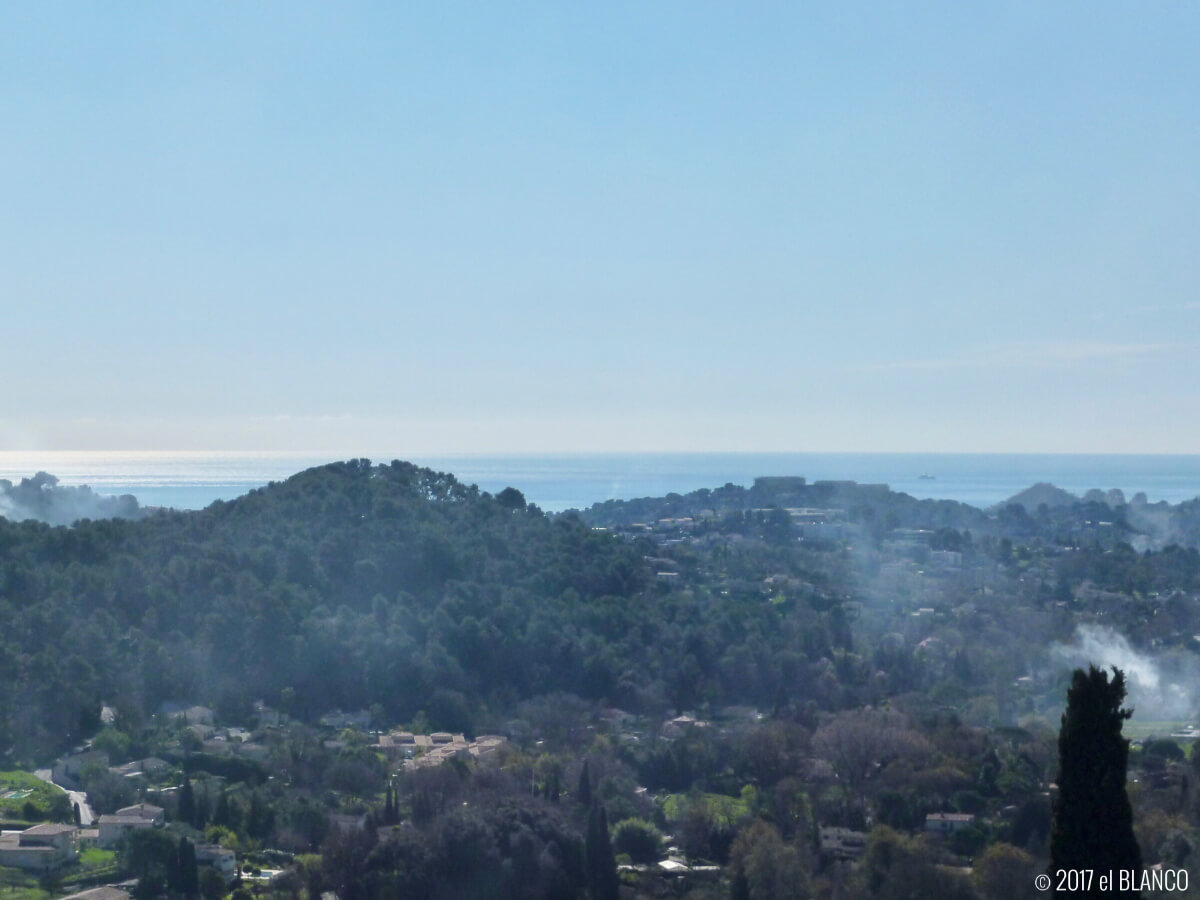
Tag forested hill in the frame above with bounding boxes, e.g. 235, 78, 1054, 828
577, 475, 1200, 551
578, 477, 994, 538
0, 459, 853, 763
8, 459, 1200, 768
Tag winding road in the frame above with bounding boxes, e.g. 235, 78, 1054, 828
33, 769, 95, 826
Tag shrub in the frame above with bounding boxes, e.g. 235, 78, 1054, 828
611, 818, 663, 864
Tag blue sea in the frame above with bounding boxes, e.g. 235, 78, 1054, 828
1, 451, 1200, 513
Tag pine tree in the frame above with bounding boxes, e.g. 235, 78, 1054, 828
586, 801, 619, 900
1049, 666, 1142, 898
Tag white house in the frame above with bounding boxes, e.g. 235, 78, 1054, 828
97, 814, 156, 848
925, 813, 976, 835
0, 823, 78, 870
196, 843, 237, 882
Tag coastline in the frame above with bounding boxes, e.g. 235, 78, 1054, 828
2, 451, 1199, 513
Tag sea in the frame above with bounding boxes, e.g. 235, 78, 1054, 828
1, 451, 1200, 513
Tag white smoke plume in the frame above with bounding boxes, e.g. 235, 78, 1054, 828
1051, 624, 1196, 721
0, 472, 143, 526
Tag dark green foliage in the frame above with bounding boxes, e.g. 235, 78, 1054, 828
1142, 738, 1185, 762
120, 827, 179, 897
184, 753, 268, 785
576, 760, 591, 808
0, 459, 875, 762
198, 868, 225, 900
1049, 666, 1142, 897
179, 776, 197, 827
950, 823, 988, 858
83, 766, 136, 815
876, 790, 923, 831
172, 836, 199, 898
383, 785, 398, 826
585, 802, 618, 900
212, 790, 235, 830
320, 794, 582, 900
610, 817, 663, 863
495, 487, 527, 511
0, 461, 662, 758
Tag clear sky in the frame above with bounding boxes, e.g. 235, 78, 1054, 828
2, 3, 1197, 454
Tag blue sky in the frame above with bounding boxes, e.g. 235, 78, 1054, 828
2, 2, 1197, 453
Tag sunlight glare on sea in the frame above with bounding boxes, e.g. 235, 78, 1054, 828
1, 451, 1199, 513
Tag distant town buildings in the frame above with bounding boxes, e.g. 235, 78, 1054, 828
925, 812, 976, 835
373, 730, 507, 769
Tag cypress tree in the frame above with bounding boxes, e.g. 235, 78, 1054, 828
167, 837, 183, 894
213, 790, 234, 829
390, 785, 401, 825
1049, 666, 1141, 898
179, 776, 197, 828
179, 836, 199, 898
577, 760, 592, 808
586, 801, 619, 900
730, 861, 750, 900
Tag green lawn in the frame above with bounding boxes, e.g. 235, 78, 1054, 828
661, 791, 750, 826
77, 848, 116, 870
0, 772, 65, 821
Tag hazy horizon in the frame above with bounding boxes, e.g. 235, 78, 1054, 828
5, 448, 1200, 515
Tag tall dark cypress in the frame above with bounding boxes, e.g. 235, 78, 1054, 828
179, 836, 199, 898
586, 801, 619, 900
167, 837, 182, 894
1049, 666, 1142, 898
730, 861, 750, 900
213, 790, 234, 829
179, 776, 197, 828
577, 760, 592, 808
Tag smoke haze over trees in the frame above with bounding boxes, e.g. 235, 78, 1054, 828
0, 471, 143, 526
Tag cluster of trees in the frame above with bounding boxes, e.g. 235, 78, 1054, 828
119, 831, 213, 900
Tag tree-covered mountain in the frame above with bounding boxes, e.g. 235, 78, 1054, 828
0, 459, 852, 761
578, 475, 994, 536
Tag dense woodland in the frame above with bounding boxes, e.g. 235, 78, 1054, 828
4, 460, 1200, 898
